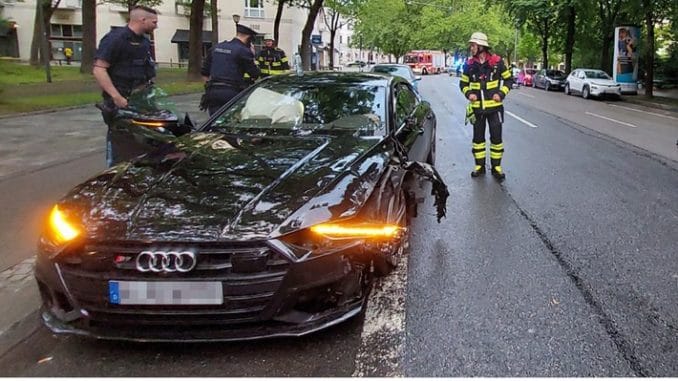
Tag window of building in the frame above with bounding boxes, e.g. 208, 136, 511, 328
50, 24, 82, 38
245, 0, 264, 18
339, 35, 343, 44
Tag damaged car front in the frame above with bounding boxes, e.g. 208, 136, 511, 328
34, 72, 447, 342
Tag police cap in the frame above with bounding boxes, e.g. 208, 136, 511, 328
236, 24, 257, 37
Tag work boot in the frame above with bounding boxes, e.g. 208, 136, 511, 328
471, 165, 485, 178
491, 166, 505, 181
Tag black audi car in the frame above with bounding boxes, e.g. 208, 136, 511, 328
35, 72, 446, 342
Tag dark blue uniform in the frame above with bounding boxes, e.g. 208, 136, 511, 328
95, 26, 155, 166
201, 38, 261, 115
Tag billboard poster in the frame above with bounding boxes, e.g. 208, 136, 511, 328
613, 26, 640, 94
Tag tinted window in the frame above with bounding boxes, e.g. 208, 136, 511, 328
394, 84, 418, 127
210, 82, 387, 137
371, 66, 414, 81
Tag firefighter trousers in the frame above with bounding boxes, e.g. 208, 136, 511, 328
471, 110, 504, 168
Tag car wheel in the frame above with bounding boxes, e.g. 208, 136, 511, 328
372, 187, 409, 276
532, 81, 536, 88
426, 133, 436, 165
582, 86, 590, 99
544, 82, 550, 91
564, 83, 570, 95
422, 68, 428, 75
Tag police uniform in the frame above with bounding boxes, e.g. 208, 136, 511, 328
96, 26, 155, 112
200, 24, 261, 115
256, 37, 290, 77
95, 26, 156, 166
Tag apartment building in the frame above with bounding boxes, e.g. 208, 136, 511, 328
0, 0, 362, 68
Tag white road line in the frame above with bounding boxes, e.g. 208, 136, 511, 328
506, 110, 538, 128
607, 103, 678, 121
516, 91, 535, 98
585, 111, 637, 127
353, 242, 408, 377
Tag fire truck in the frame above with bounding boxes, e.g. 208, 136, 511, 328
404, 50, 446, 75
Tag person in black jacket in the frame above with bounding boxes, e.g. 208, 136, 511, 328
200, 24, 261, 115
93, 5, 158, 167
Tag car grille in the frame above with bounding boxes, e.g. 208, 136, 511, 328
57, 241, 291, 326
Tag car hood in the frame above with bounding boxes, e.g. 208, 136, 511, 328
589, 78, 617, 86
61, 132, 390, 241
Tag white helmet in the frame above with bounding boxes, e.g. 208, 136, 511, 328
264, 33, 275, 41
468, 32, 489, 47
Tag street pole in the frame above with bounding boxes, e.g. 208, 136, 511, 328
513, 27, 518, 65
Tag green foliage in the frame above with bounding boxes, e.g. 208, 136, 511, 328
103, 0, 164, 11
354, 0, 414, 59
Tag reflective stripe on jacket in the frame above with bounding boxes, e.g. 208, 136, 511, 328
256, 47, 290, 76
459, 53, 513, 112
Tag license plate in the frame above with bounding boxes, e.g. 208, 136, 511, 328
109, 281, 223, 305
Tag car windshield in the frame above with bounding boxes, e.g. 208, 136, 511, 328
546, 70, 566, 79
371, 66, 413, 81
208, 82, 387, 137
585, 70, 611, 79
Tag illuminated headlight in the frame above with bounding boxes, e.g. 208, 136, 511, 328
310, 222, 403, 240
47, 205, 81, 245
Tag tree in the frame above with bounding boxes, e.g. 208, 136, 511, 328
322, 0, 353, 69
595, 0, 624, 73
634, 0, 675, 97
504, 0, 562, 69
103, 0, 163, 12
30, 0, 61, 66
80, 0, 96, 74
210, 0, 218, 46
354, 0, 413, 62
300, 0, 324, 70
187, 0, 206, 80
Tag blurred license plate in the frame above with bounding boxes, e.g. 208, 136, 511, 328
109, 281, 223, 305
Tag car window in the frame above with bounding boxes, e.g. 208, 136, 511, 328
209, 82, 387, 137
394, 83, 418, 128
372, 66, 413, 81
585, 70, 610, 79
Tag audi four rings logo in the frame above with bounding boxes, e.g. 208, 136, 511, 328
135, 251, 197, 273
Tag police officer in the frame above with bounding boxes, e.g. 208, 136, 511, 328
93, 5, 158, 167
459, 32, 513, 181
200, 24, 261, 115
256, 34, 290, 77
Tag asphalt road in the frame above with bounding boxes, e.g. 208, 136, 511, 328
0, 76, 676, 376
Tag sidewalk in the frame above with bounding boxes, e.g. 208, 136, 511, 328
621, 87, 678, 113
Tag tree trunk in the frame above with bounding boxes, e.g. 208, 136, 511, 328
80, 0, 96, 74
274, 0, 286, 43
210, 0, 218, 46
187, 0, 206, 81
30, 1, 41, 66
600, 31, 614, 73
564, 4, 576, 74
540, 19, 549, 70
329, 28, 336, 68
300, 0, 323, 70
643, 1, 654, 98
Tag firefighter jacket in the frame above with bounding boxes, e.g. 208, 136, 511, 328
459, 54, 513, 113
256, 47, 290, 76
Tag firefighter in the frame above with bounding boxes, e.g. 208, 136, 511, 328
256, 34, 290, 77
459, 32, 513, 181
200, 24, 261, 115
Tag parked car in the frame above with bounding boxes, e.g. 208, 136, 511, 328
517, 68, 537, 86
565, 68, 621, 99
344, 61, 367, 72
370, 63, 422, 91
34, 72, 448, 342
533, 69, 567, 91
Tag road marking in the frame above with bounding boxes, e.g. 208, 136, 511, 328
516, 92, 535, 98
585, 111, 637, 127
506, 110, 538, 128
607, 103, 678, 121
353, 242, 408, 377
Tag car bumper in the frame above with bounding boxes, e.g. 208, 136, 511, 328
34, 240, 370, 342
590, 86, 621, 97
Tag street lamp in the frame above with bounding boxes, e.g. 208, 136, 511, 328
232, 14, 240, 27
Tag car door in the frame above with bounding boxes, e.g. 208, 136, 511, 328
569, 70, 580, 92
393, 81, 431, 162
536, 69, 545, 88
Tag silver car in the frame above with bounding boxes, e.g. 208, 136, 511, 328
370, 64, 422, 91
565, 69, 621, 99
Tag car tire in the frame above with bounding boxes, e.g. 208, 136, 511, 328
422, 68, 428, 75
582, 86, 590, 99
372, 187, 409, 277
426, 133, 436, 165
564, 83, 570, 95
544, 82, 550, 91
532, 81, 536, 88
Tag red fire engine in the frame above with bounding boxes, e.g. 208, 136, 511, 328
404, 50, 446, 75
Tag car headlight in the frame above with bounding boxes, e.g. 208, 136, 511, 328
47, 205, 81, 245
310, 222, 402, 240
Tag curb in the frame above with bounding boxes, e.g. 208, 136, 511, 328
621, 97, 678, 113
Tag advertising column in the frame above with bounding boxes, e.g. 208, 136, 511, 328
613, 25, 640, 94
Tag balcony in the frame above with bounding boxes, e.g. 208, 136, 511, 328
56, 0, 81, 9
